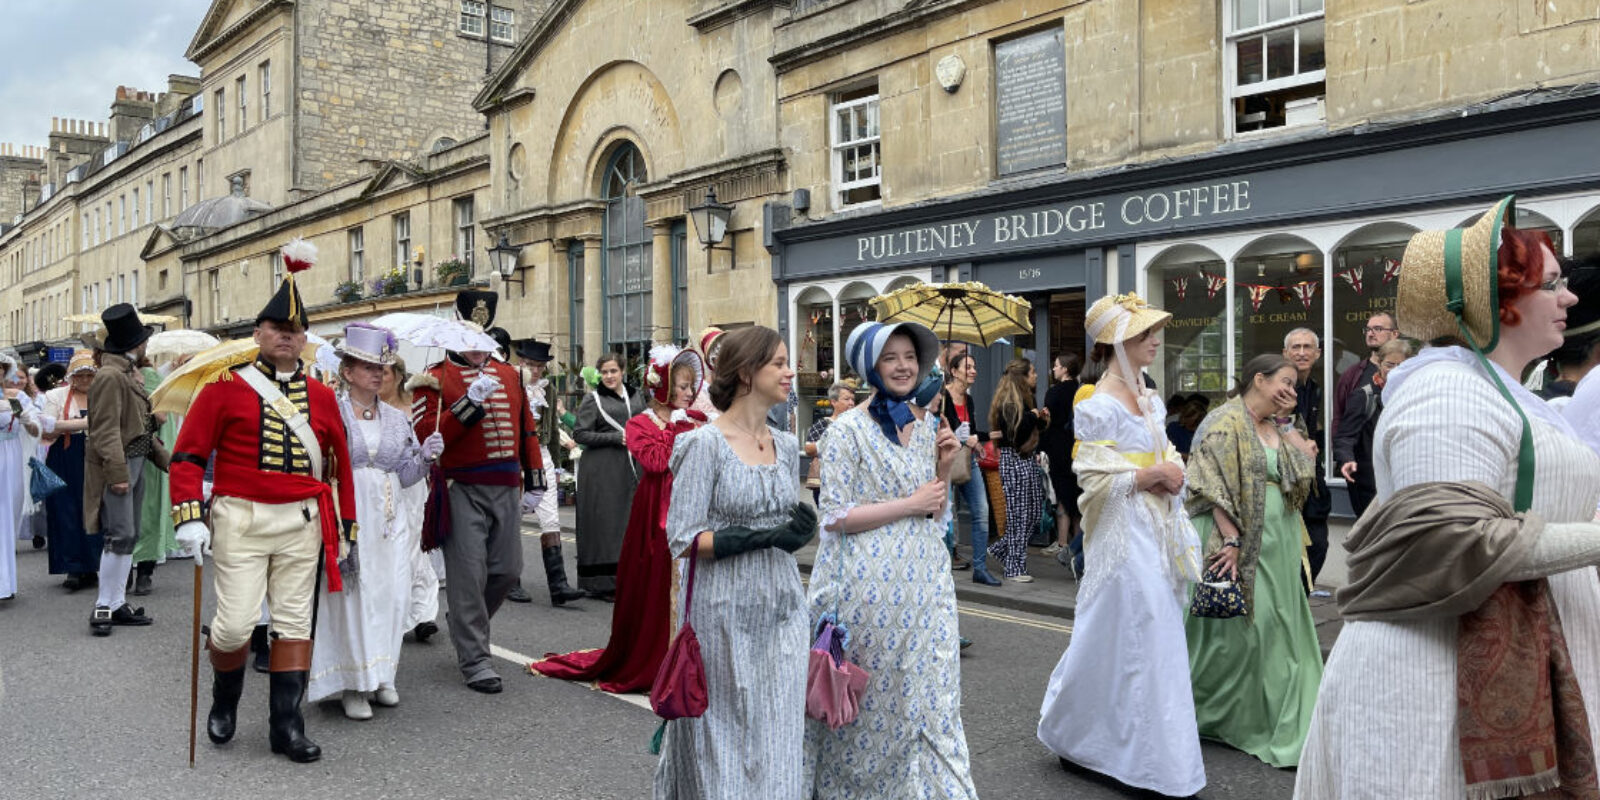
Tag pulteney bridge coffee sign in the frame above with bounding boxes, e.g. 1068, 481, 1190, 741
834, 180, 1256, 269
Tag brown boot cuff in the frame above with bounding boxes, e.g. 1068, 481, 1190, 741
208, 639, 250, 672
268, 638, 312, 672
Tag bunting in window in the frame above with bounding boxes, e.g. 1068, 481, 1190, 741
1246, 283, 1272, 312
1336, 264, 1365, 295
1168, 274, 1190, 303
1201, 270, 1227, 300
1292, 280, 1320, 310
1380, 256, 1402, 284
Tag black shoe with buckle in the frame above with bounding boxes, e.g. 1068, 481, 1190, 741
110, 604, 153, 626
412, 621, 438, 643
90, 606, 114, 636
467, 676, 503, 694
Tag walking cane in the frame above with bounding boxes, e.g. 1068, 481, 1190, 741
188, 558, 201, 768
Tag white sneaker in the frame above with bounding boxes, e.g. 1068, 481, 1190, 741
373, 685, 400, 707
1011, 574, 1035, 583
1041, 542, 1064, 556
341, 690, 374, 720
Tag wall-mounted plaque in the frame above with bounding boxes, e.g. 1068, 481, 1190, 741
994, 28, 1067, 177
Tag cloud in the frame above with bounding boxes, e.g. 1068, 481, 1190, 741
0, 0, 212, 149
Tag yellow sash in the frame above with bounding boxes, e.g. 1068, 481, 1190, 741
1079, 440, 1158, 467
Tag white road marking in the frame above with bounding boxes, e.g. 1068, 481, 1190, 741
490, 643, 653, 711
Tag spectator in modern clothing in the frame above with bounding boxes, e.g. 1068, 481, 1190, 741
1282, 327, 1331, 586
987, 358, 1046, 582
941, 352, 994, 584
1536, 254, 1600, 407
1040, 353, 1082, 558
804, 381, 856, 505
1165, 396, 1208, 457
1334, 338, 1414, 518
1331, 311, 1398, 439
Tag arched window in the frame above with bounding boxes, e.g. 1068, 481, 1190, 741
602, 144, 651, 366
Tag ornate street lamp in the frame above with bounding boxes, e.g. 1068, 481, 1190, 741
688, 186, 733, 272
487, 232, 524, 296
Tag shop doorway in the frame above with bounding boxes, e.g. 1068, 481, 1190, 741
969, 290, 1085, 422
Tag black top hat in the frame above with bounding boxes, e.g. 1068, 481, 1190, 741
514, 339, 553, 362
34, 362, 67, 393
455, 291, 498, 329
101, 303, 155, 354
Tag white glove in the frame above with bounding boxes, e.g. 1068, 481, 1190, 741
202, 480, 214, 501
954, 421, 971, 443
175, 521, 211, 563
466, 374, 502, 404
670, 408, 690, 425
521, 490, 545, 513
420, 432, 445, 461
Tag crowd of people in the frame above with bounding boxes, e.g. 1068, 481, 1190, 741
6, 192, 1600, 798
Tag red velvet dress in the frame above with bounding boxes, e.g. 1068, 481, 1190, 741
530, 411, 695, 692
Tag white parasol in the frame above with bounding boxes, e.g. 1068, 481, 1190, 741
369, 312, 499, 353
145, 330, 221, 361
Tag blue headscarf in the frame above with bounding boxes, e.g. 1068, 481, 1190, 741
845, 321, 941, 446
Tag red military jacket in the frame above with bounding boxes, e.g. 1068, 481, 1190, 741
411, 354, 542, 485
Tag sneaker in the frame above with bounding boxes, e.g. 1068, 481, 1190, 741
1010, 574, 1035, 584
959, 636, 973, 650
341, 691, 374, 720
1309, 589, 1332, 599
1041, 542, 1065, 556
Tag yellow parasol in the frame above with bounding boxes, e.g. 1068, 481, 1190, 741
63, 312, 179, 327
150, 336, 327, 415
868, 281, 1033, 346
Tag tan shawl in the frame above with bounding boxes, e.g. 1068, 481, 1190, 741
1336, 481, 1597, 800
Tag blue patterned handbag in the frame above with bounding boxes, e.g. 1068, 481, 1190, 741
1189, 562, 1247, 619
28, 457, 66, 503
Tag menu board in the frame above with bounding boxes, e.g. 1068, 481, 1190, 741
995, 28, 1067, 176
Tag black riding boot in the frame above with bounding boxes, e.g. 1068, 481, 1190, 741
543, 545, 586, 606
267, 639, 321, 763
206, 641, 249, 744
250, 624, 271, 673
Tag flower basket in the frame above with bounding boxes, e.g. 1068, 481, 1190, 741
435, 258, 470, 286
334, 281, 363, 304
368, 270, 408, 297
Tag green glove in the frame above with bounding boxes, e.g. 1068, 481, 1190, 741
712, 503, 819, 560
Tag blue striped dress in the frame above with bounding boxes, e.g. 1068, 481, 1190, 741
653, 424, 810, 800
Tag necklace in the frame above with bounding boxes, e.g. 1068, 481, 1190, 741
726, 417, 770, 451
351, 395, 378, 421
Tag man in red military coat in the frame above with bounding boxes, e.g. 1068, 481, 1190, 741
410, 290, 544, 693
171, 239, 356, 763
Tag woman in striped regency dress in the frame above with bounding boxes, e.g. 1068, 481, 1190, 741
654, 326, 817, 800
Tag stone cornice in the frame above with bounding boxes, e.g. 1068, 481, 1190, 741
770, 0, 976, 73
687, 0, 791, 33
187, 0, 292, 63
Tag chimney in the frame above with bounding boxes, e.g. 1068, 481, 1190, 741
110, 85, 157, 143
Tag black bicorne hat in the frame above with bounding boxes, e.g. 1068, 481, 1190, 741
487, 326, 512, 357
455, 290, 498, 329
259, 238, 316, 330
101, 303, 155, 354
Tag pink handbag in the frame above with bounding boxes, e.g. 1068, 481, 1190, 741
806, 613, 870, 729
650, 534, 708, 720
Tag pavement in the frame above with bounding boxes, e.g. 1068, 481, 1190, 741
0, 504, 1335, 799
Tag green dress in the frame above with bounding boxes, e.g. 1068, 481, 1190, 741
1184, 447, 1323, 768
132, 367, 177, 564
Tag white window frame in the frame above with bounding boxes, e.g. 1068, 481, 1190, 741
145, 180, 153, 224
459, 1, 486, 36
489, 6, 515, 42
1224, 0, 1326, 138
180, 167, 190, 210
214, 88, 226, 141
131, 189, 140, 229
237, 75, 248, 133
454, 197, 476, 270
105, 203, 113, 240
259, 61, 271, 121
349, 227, 365, 284
130, 270, 139, 308
393, 212, 411, 267
829, 90, 882, 209
163, 173, 172, 217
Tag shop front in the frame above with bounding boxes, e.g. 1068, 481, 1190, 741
769, 94, 1600, 514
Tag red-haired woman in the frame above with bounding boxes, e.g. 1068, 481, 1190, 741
533, 345, 705, 692
1297, 199, 1600, 798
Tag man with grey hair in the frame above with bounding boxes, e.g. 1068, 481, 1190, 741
1282, 326, 1330, 590
1332, 311, 1398, 439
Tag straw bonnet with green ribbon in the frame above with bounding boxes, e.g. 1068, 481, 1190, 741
1396, 195, 1535, 511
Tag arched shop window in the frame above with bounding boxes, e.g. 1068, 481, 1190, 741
837, 281, 878, 383
794, 285, 836, 442
1456, 206, 1563, 254
1232, 234, 1323, 375
1329, 222, 1416, 378
601, 143, 651, 367
1147, 244, 1228, 402
1572, 205, 1600, 259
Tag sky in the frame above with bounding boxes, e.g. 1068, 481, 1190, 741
0, 0, 213, 150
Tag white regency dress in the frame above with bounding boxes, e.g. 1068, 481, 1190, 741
0, 393, 42, 599
1037, 392, 1206, 797
1295, 351, 1600, 798
308, 400, 428, 702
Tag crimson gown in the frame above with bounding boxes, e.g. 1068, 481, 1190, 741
530, 411, 697, 692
